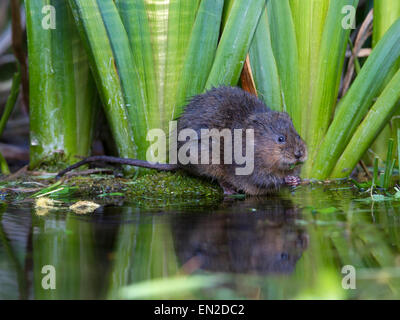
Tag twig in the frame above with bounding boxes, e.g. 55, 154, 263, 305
345, 48, 371, 58
359, 160, 372, 179
342, 9, 373, 96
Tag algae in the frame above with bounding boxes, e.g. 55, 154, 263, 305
0, 171, 224, 207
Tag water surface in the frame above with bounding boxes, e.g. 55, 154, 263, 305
1, 184, 400, 299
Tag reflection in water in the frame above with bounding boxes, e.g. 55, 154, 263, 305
172, 197, 308, 274
1, 185, 400, 299
0, 208, 32, 299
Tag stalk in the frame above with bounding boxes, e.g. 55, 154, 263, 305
205, 0, 266, 90
249, 8, 282, 111
96, 0, 149, 159
368, 0, 400, 162
303, 0, 358, 176
26, 0, 62, 167
115, 0, 160, 130
25, 0, 97, 168
266, 0, 300, 130
144, 0, 169, 118
173, 0, 224, 119
290, 0, 330, 138
163, 0, 199, 124
311, 19, 400, 179
331, 68, 400, 178
373, 0, 400, 48
69, 0, 139, 161
221, 0, 234, 30
332, 71, 400, 178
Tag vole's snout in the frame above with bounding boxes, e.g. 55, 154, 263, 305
293, 142, 307, 164
294, 150, 303, 160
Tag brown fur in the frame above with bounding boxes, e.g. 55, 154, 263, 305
57, 86, 307, 196
176, 86, 307, 195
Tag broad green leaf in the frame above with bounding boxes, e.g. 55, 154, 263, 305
26, 0, 97, 167
96, 0, 149, 159
331, 69, 400, 178
163, 0, 200, 124
311, 19, 400, 179
368, 0, 400, 163
69, 0, 139, 163
116, 0, 160, 130
303, 0, 358, 176
205, 0, 265, 90
291, 0, 330, 138
173, 0, 224, 119
249, 8, 282, 111
267, 0, 300, 130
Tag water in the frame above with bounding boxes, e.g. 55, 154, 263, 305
1, 184, 400, 300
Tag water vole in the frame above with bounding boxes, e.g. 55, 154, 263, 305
57, 86, 307, 195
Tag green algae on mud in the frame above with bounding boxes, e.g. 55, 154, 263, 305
0, 171, 223, 207
67, 171, 223, 205
2, 168, 389, 209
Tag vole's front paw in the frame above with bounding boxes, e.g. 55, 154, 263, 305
219, 181, 238, 195
284, 175, 301, 187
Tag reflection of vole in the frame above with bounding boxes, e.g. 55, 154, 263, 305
57, 87, 307, 195
172, 197, 309, 274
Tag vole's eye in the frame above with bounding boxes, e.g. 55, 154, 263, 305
278, 136, 286, 143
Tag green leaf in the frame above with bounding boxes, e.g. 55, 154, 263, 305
96, 0, 149, 159
26, 0, 97, 167
330, 64, 400, 178
290, 0, 330, 138
116, 0, 160, 130
267, 0, 300, 130
249, 8, 282, 111
163, 0, 200, 124
373, 0, 400, 48
311, 18, 400, 179
173, 0, 224, 119
303, 0, 358, 176
69, 0, 138, 163
205, 0, 265, 90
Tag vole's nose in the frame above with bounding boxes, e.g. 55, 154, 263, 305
294, 151, 303, 159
